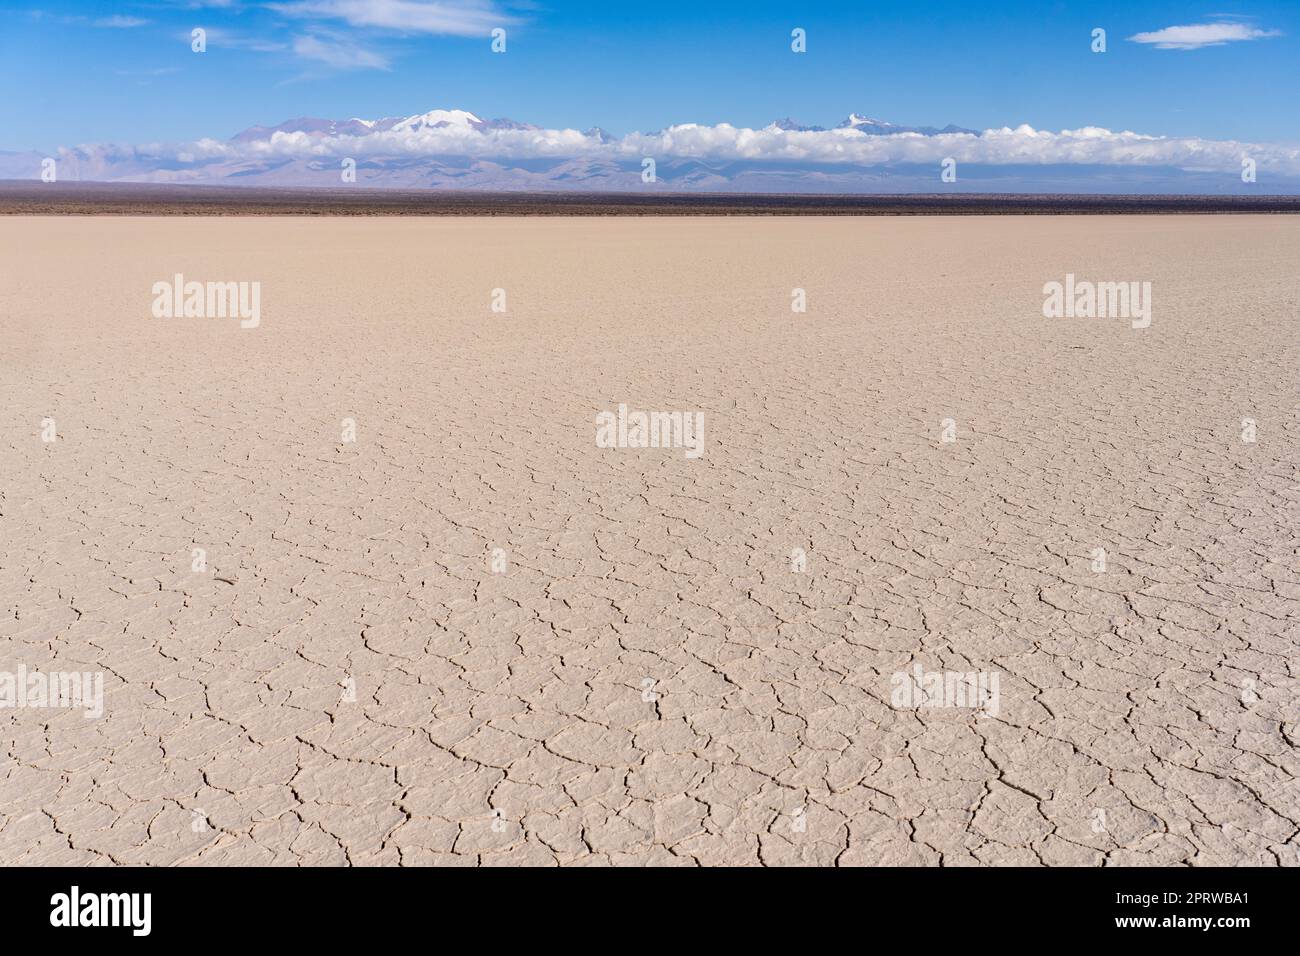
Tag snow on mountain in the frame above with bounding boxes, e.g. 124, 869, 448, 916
838, 113, 900, 131
230, 117, 397, 142
478, 118, 541, 131
837, 113, 977, 136
391, 109, 484, 133
230, 109, 543, 142
768, 118, 829, 132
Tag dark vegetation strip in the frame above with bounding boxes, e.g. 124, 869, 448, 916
3, 181, 1299, 216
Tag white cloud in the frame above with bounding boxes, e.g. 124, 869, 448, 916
65, 120, 1300, 177
95, 15, 150, 28
269, 0, 516, 37
1128, 21, 1281, 50
293, 34, 390, 69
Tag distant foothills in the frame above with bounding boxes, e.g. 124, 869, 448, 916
4, 107, 1299, 194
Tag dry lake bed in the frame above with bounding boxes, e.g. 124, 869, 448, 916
1, 214, 1297, 866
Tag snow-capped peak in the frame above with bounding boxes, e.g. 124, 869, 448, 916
767, 118, 827, 132
840, 113, 895, 129
392, 109, 484, 132
833, 114, 977, 137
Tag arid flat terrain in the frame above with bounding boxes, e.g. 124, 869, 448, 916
2, 215, 1297, 866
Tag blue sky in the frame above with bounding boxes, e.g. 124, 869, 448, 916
3, 1, 1298, 151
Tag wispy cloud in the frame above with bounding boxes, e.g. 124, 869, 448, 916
113, 67, 182, 76
94, 15, 150, 28
1128, 21, 1281, 50
181, 26, 287, 52
293, 33, 389, 69
28, 10, 151, 27
268, 0, 517, 37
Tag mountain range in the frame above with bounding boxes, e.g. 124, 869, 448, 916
225, 108, 973, 146
229, 109, 547, 142
2, 108, 1293, 194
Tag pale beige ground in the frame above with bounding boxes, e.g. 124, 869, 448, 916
2, 215, 1298, 866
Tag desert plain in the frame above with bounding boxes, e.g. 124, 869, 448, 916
1, 213, 1297, 866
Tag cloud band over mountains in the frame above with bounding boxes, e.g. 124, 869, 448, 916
46, 116, 1300, 178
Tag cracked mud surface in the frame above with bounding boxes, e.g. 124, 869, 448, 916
2, 215, 1298, 866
